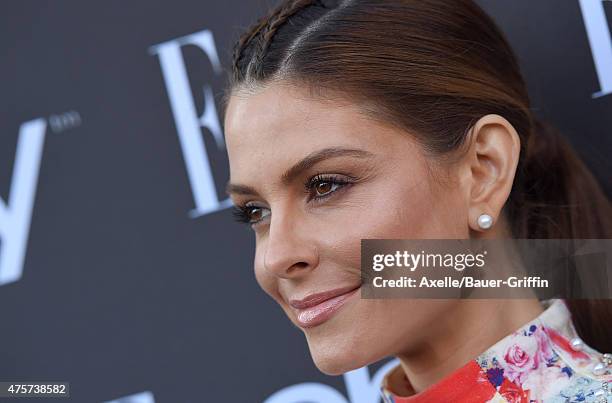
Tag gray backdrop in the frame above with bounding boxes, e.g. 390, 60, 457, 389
1, 1, 611, 402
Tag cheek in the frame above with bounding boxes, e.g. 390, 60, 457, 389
425, 180, 470, 237
309, 168, 469, 277
362, 173, 468, 239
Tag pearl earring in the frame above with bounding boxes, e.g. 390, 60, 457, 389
477, 214, 493, 230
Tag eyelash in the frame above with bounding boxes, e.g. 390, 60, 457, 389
231, 173, 353, 226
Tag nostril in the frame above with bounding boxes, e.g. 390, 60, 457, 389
287, 262, 310, 274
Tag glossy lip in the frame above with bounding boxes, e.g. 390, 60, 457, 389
289, 284, 361, 328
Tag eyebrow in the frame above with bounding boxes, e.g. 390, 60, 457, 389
225, 147, 375, 197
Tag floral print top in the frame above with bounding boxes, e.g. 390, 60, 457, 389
379, 299, 612, 403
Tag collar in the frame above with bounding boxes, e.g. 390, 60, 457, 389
380, 299, 611, 402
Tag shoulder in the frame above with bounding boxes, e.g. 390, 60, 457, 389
475, 299, 611, 402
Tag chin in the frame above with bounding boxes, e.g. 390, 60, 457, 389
306, 337, 375, 375
311, 353, 362, 376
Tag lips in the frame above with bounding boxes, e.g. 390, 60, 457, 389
289, 284, 361, 328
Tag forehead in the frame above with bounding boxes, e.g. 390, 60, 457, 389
225, 83, 380, 149
223, 82, 413, 186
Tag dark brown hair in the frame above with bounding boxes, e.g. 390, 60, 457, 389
225, 0, 612, 351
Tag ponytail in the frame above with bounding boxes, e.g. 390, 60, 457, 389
507, 117, 612, 352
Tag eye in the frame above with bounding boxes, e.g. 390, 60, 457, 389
313, 181, 336, 197
232, 203, 270, 225
305, 173, 352, 202
232, 174, 354, 227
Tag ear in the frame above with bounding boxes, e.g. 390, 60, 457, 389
463, 114, 521, 233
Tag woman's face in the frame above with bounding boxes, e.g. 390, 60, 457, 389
224, 82, 471, 375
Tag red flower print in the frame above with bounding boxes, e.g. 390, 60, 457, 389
503, 341, 537, 384
505, 345, 532, 368
499, 378, 530, 403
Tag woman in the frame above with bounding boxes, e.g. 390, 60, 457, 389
222, 0, 612, 401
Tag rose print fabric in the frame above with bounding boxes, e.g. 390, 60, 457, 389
380, 299, 611, 403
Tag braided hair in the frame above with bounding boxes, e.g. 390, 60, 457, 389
231, 0, 331, 84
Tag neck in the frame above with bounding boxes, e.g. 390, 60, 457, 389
395, 298, 544, 393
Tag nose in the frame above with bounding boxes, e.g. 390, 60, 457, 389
263, 208, 319, 279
